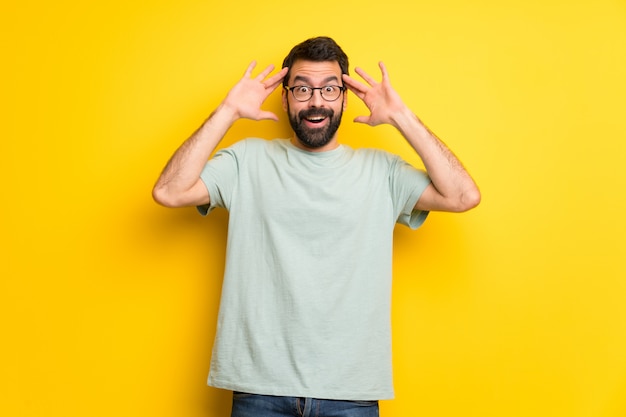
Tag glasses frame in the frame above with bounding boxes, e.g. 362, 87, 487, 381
284, 85, 346, 102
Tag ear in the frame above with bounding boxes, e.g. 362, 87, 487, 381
342, 89, 348, 110
282, 88, 288, 112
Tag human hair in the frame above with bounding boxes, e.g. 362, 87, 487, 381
282, 36, 349, 86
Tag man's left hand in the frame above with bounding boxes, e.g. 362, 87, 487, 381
342, 62, 408, 127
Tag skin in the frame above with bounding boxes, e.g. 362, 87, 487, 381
282, 60, 347, 152
152, 59, 480, 213
342, 62, 481, 212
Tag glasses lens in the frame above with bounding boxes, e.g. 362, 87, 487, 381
293, 86, 312, 101
321, 86, 341, 101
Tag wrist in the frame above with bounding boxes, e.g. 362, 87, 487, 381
390, 107, 423, 133
207, 102, 239, 126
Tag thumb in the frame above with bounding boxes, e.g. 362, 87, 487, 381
258, 111, 279, 121
353, 115, 370, 124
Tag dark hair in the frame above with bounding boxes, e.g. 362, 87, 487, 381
282, 36, 349, 86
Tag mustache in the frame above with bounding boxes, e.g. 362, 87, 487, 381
298, 108, 334, 120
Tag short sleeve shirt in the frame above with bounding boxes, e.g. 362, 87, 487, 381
198, 138, 430, 400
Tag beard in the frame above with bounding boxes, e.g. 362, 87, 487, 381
287, 104, 343, 149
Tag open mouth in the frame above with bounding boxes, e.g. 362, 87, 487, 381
304, 115, 328, 126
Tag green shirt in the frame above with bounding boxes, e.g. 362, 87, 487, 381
199, 138, 430, 400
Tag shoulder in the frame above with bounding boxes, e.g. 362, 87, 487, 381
215, 137, 277, 158
212, 139, 293, 169
233, 138, 290, 152
352, 146, 401, 167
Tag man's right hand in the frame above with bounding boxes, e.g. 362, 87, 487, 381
153, 62, 287, 208
221, 61, 288, 123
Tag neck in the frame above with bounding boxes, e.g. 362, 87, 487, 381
290, 136, 340, 153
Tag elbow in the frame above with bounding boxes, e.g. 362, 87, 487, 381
152, 181, 208, 208
152, 185, 178, 208
458, 187, 481, 212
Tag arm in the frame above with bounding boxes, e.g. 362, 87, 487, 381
342, 62, 480, 212
152, 61, 288, 208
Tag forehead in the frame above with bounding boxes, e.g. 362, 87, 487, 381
288, 60, 343, 85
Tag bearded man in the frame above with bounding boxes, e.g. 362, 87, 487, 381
153, 36, 480, 417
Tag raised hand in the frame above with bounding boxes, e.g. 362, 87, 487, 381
153, 61, 287, 208
342, 61, 408, 127
222, 61, 288, 122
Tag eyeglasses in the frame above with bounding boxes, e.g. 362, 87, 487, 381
284, 85, 346, 102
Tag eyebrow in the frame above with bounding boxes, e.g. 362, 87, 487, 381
293, 75, 340, 85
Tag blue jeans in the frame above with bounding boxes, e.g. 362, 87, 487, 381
230, 392, 379, 417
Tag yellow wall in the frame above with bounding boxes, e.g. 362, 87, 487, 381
2, 0, 625, 416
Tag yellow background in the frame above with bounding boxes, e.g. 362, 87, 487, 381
2, 0, 625, 416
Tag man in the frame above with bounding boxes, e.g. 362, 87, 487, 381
153, 36, 480, 417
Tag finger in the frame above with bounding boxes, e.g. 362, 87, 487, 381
342, 80, 365, 99
353, 115, 371, 125
378, 61, 389, 82
257, 110, 279, 122
244, 60, 257, 77
354, 66, 378, 86
255, 64, 276, 82
342, 74, 368, 94
264, 67, 288, 89
344, 85, 366, 101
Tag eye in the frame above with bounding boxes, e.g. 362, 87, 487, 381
323, 86, 336, 93
296, 86, 311, 94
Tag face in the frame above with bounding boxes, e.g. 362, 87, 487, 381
282, 60, 347, 151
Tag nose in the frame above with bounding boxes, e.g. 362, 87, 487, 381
308, 90, 325, 107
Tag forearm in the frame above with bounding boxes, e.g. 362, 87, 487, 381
152, 103, 237, 207
392, 108, 480, 212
